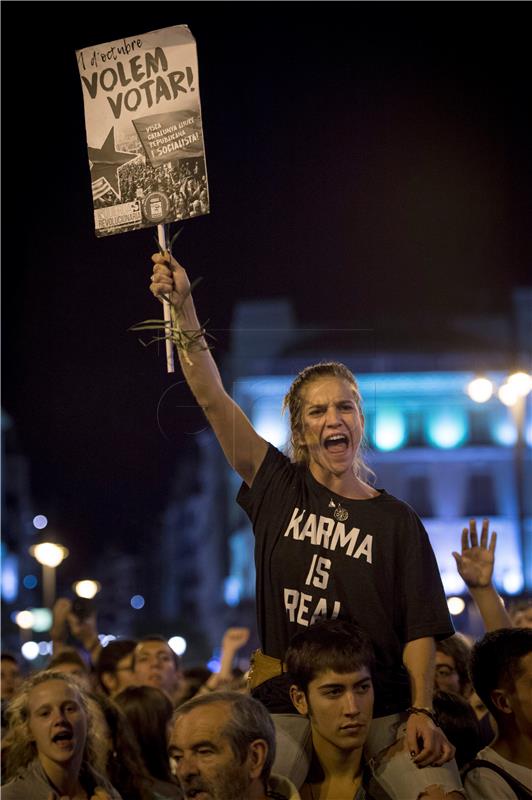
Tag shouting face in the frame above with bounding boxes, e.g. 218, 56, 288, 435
27, 679, 87, 771
298, 377, 364, 482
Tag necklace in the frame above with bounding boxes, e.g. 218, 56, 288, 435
328, 498, 349, 522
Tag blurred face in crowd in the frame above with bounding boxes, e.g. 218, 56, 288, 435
511, 606, 532, 629
434, 651, 461, 694
169, 701, 259, 800
503, 652, 532, 735
134, 640, 180, 696
112, 651, 137, 695
51, 661, 92, 692
291, 668, 374, 754
1, 658, 22, 700
27, 679, 87, 771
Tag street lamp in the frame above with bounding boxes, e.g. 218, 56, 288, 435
29, 542, 69, 610
467, 370, 532, 586
73, 580, 101, 599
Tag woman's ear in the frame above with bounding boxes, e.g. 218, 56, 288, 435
247, 738, 268, 780
290, 684, 309, 717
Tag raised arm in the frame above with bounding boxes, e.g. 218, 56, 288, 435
150, 252, 268, 486
452, 519, 512, 631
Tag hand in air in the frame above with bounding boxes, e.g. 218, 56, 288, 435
452, 519, 496, 589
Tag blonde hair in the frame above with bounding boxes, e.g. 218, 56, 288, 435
3, 670, 96, 780
282, 362, 375, 484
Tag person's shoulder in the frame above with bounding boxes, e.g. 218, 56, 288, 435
1, 760, 48, 799
268, 772, 302, 800
463, 747, 528, 800
370, 490, 425, 526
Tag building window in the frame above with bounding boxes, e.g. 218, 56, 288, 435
464, 473, 497, 517
406, 476, 433, 518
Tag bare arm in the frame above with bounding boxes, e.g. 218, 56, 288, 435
403, 637, 455, 767
150, 253, 268, 486
452, 519, 512, 631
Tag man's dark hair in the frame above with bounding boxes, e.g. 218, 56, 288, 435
285, 619, 375, 693
1, 652, 19, 665
470, 628, 532, 719
436, 633, 472, 695
95, 639, 137, 693
433, 690, 481, 769
47, 648, 89, 673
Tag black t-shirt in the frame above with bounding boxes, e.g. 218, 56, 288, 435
237, 444, 454, 717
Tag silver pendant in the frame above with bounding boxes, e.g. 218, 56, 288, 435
330, 499, 349, 522
334, 505, 349, 522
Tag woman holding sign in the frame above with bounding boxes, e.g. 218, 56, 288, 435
149, 252, 463, 798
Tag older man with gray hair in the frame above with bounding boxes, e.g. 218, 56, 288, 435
168, 690, 300, 800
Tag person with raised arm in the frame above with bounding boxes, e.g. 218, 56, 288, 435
150, 252, 461, 797
452, 519, 513, 632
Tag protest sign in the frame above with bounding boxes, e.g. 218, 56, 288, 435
77, 25, 209, 238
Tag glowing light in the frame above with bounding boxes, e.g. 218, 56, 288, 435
21, 641, 40, 660
32, 515, 48, 530
426, 409, 468, 449
38, 641, 53, 656
1, 556, 18, 602
526, 419, 532, 447
492, 418, 517, 446
30, 542, 69, 568
224, 576, 242, 607
467, 377, 493, 404
252, 403, 288, 448
447, 597, 466, 616
99, 635, 117, 648
502, 570, 524, 595
440, 571, 465, 595
169, 636, 187, 656
373, 408, 407, 451
130, 595, 145, 610
498, 382, 518, 407
30, 608, 53, 632
74, 580, 101, 599
15, 610, 35, 629
207, 658, 221, 673
507, 372, 532, 396
23, 574, 38, 589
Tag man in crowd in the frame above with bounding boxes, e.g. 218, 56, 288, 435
133, 635, 183, 704
463, 627, 532, 799
282, 619, 463, 800
95, 638, 137, 696
168, 690, 300, 800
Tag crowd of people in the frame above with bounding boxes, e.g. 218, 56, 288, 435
93, 157, 209, 222
1, 249, 531, 798
1, 561, 531, 799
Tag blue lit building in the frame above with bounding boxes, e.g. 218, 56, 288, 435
156, 290, 531, 655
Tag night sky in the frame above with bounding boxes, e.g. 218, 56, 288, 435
2, 2, 531, 585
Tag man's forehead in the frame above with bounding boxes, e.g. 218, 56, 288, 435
171, 702, 232, 745
310, 667, 372, 689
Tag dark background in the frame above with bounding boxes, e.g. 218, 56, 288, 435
2, 2, 531, 581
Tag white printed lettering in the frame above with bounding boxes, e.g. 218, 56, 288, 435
313, 556, 332, 590
283, 507, 305, 540
300, 513, 317, 543
284, 588, 299, 622
353, 534, 373, 563
297, 593, 312, 626
330, 523, 361, 556
316, 515, 335, 547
